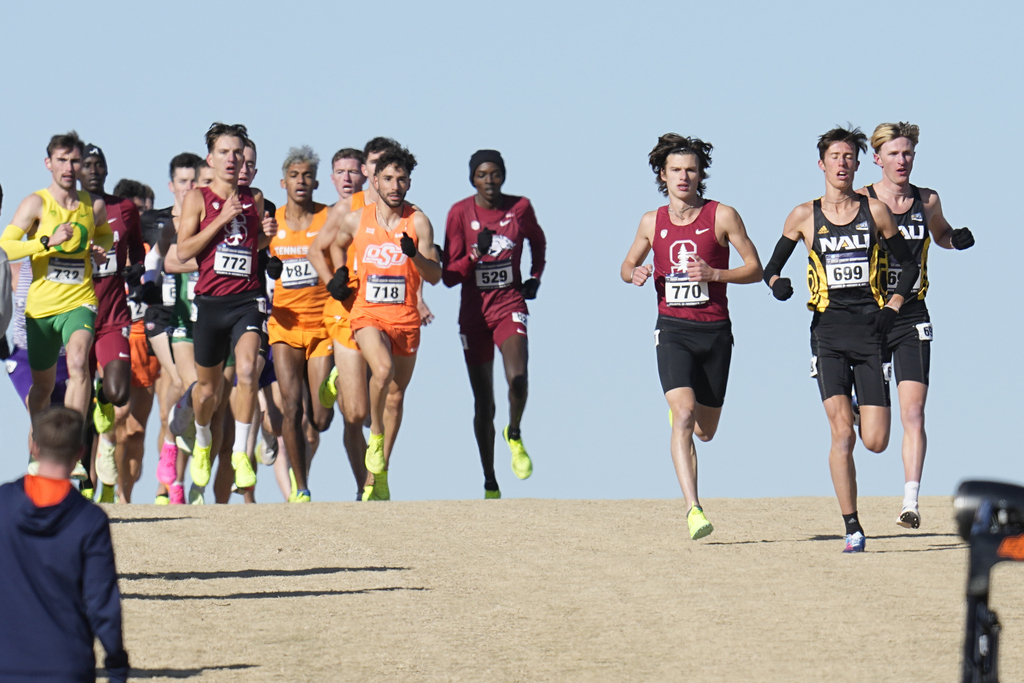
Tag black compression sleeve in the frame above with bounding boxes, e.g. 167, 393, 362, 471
884, 231, 920, 301
763, 236, 799, 285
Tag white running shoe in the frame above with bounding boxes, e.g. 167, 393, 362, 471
897, 504, 921, 529
96, 437, 118, 487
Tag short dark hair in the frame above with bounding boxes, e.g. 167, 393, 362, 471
332, 147, 366, 166
648, 133, 713, 197
205, 122, 249, 153
46, 131, 85, 158
32, 407, 85, 466
364, 137, 400, 157
244, 138, 257, 153
112, 179, 154, 201
169, 152, 203, 180
374, 146, 417, 177
817, 125, 868, 160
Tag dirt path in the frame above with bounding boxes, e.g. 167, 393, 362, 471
102, 496, 1023, 682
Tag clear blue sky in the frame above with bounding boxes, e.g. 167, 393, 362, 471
1, 0, 1020, 503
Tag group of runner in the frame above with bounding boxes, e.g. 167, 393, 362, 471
2, 121, 972, 553
1, 126, 546, 505
621, 123, 974, 551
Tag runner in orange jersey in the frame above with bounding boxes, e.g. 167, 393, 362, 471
329, 145, 441, 500
264, 146, 335, 502
308, 137, 398, 499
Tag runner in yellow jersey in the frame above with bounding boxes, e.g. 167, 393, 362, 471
0, 131, 112, 420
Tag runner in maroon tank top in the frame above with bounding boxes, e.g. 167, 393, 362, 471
442, 150, 546, 498
176, 122, 276, 496
78, 144, 146, 501
620, 134, 763, 540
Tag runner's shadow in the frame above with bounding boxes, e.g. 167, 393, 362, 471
122, 586, 429, 600
109, 517, 184, 524
706, 532, 961, 546
98, 664, 255, 679
120, 566, 407, 580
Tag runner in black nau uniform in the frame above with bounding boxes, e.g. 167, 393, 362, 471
858, 122, 974, 529
442, 150, 546, 498
620, 134, 763, 540
175, 123, 275, 495
762, 126, 919, 553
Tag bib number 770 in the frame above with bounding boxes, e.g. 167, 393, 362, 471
665, 272, 709, 306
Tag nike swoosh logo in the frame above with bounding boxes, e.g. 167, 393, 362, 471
306, 231, 319, 238
109, 216, 118, 222
246, 326, 260, 332
499, 219, 511, 227
119, 353, 130, 359
695, 228, 710, 235
242, 204, 253, 209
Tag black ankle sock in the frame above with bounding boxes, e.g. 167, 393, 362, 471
507, 427, 521, 441
843, 512, 863, 536
484, 479, 499, 492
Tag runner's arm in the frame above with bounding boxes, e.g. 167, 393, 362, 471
1, 195, 46, 260
411, 212, 441, 285
255, 192, 275, 250
441, 207, 471, 287
689, 204, 761, 284
922, 189, 973, 250
764, 204, 811, 288
520, 201, 546, 280
175, 189, 223, 261
91, 197, 113, 253
163, 244, 198, 274
309, 203, 345, 285
620, 211, 655, 285
871, 199, 916, 310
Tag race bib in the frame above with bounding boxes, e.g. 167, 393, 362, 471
664, 272, 709, 306
824, 252, 869, 289
45, 258, 85, 285
280, 258, 319, 289
366, 274, 406, 304
93, 250, 118, 278
129, 298, 146, 321
214, 245, 253, 277
190, 302, 198, 323
475, 260, 513, 290
186, 272, 198, 301
162, 273, 177, 306
916, 322, 933, 341
885, 264, 922, 294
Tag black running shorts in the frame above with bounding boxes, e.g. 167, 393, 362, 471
810, 322, 890, 406
193, 291, 268, 368
886, 302, 931, 386
655, 315, 732, 408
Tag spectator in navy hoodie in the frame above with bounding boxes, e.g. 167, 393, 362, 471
0, 407, 129, 682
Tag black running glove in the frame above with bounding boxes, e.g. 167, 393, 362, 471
266, 256, 283, 280
400, 233, 417, 257
327, 267, 354, 301
129, 280, 162, 305
873, 306, 898, 336
0, 335, 10, 361
122, 262, 145, 287
520, 278, 540, 300
951, 227, 975, 250
477, 228, 494, 256
770, 277, 794, 301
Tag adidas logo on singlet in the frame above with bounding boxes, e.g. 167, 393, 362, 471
817, 226, 829, 234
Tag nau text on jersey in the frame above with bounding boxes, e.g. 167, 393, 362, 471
819, 234, 869, 252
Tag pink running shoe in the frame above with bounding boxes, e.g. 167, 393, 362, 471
168, 482, 185, 505
157, 441, 178, 485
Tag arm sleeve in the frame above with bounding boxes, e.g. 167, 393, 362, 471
762, 236, 799, 285
520, 201, 546, 279
884, 231, 921, 302
441, 207, 472, 288
126, 206, 145, 266
82, 516, 129, 682
0, 225, 46, 261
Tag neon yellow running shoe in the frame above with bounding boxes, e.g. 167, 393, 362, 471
367, 470, 389, 500
504, 427, 533, 480
364, 433, 385, 474
289, 467, 298, 501
190, 445, 212, 487
154, 493, 169, 505
92, 380, 114, 434
319, 366, 339, 409
231, 451, 257, 489
293, 490, 311, 503
81, 487, 95, 501
98, 484, 116, 504
361, 485, 373, 501
485, 489, 501, 500
687, 505, 714, 540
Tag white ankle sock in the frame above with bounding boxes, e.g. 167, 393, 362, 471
195, 421, 212, 449
904, 481, 920, 507
233, 420, 251, 454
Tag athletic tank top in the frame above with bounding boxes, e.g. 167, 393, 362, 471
806, 196, 884, 316
269, 204, 330, 327
866, 184, 929, 303
351, 191, 366, 212
350, 204, 421, 328
652, 201, 729, 322
27, 190, 100, 318
194, 186, 261, 297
